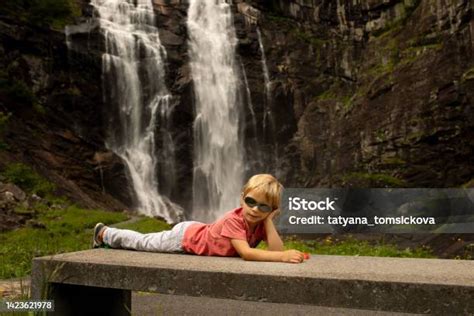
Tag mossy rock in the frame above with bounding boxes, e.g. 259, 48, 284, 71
340, 172, 407, 188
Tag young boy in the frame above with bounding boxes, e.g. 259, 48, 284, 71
93, 174, 306, 263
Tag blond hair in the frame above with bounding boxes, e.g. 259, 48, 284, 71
241, 174, 283, 209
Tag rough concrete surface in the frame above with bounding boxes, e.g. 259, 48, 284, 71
31, 250, 474, 314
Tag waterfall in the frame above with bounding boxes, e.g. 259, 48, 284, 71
256, 27, 275, 140
187, 0, 245, 222
91, 0, 183, 222
239, 60, 257, 138
239, 59, 265, 176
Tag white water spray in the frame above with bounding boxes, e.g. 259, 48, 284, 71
91, 0, 183, 222
187, 0, 244, 222
240, 60, 258, 137
256, 27, 275, 139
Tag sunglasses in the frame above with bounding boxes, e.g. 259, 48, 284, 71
244, 196, 275, 213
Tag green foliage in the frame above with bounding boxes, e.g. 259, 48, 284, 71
316, 89, 337, 101
313, 84, 354, 112
0, 0, 81, 30
1, 163, 55, 197
341, 95, 352, 111
366, 39, 400, 78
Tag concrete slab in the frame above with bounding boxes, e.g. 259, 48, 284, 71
32, 249, 474, 285
31, 250, 474, 314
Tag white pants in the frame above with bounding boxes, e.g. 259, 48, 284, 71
103, 221, 199, 253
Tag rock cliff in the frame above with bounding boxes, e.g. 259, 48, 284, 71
242, 0, 473, 188
0, 0, 472, 218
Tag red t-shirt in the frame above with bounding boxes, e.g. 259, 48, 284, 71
181, 207, 266, 256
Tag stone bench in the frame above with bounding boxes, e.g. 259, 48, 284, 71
31, 249, 474, 315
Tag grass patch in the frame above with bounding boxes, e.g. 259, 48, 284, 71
0, 200, 175, 280
259, 236, 434, 258
0, 205, 129, 279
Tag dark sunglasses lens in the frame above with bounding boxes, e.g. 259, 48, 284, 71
244, 197, 257, 207
245, 196, 273, 213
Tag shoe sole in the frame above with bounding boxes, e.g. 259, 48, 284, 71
92, 223, 105, 248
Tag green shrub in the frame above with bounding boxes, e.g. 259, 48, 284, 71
1, 163, 55, 197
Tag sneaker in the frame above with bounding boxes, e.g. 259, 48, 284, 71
92, 222, 108, 248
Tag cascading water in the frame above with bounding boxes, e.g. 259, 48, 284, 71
239, 59, 265, 175
256, 27, 278, 173
239, 60, 258, 139
187, 0, 245, 222
91, 0, 183, 222
256, 27, 275, 141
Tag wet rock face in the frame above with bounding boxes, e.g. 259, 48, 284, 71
239, 0, 474, 188
0, 0, 472, 216
0, 13, 129, 211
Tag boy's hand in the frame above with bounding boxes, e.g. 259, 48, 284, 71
265, 209, 281, 222
282, 249, 305, 263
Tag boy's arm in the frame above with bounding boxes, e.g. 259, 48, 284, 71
264, 210, 284, 251
231, 239, 304, 263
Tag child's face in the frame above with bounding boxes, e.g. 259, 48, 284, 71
241, 189, 274, 226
